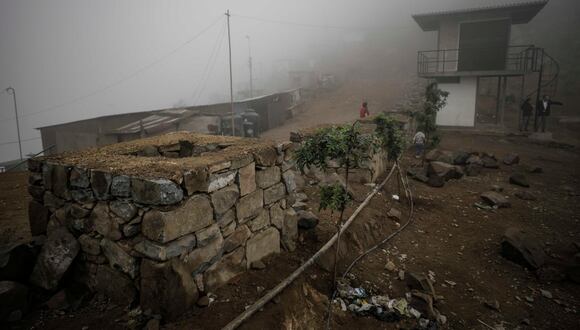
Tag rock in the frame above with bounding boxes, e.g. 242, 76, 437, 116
196, 295, 210, 307
131, 178, 183, 205
196, 224, 221, 247
122, 217, 142, 238
183, 168, 209, 194
465, 164, 482, 176
236, 189, 264, 222
207, 171, 236, 193
293, 192, 308, 203
70, 189, 94, 203
466, 155, 483, 166
297, 210, 319, 229
515, 190, 537, 201
45, 289, 68, 310
484, 300, 501, 311
223, 225, 251, 253
292, 201, 308, 211
43, 191, 65, 211
204, 247, 246, 291
253, 147, 278, 166
184, 234, 224, 275
238, 162, 256, 196
491, 185, 504, 192
142, 194, 213, 243
78, 235, 101, 255
140, 145, 160, 157
452, 151, 470, 165
69, 204, 91, 219
30, 227, 80, 290
427, 161, 463, 181
481, 155, 499, 169
0, 281, 28, 322
230, 154, 254, 169
90, 170, 112, 200
256, 166, 281, 189
28, 185, 44, 202
140, 259, 199, 320
282, 209, 298, 252
269, 201, 285, 230
248, 209, 270, 232
93, 265, 137, 306
540, 289, 553, 299
134, 234, 196, 261
251, 260, 266, 270
385, 260, 396, 272
100, 239, 138, 278
110, 175, 131, 197
427, 175, 445, 188
387, 208, 402, 221
209, 161, 231, 174
109, 201, 137, 222
144, 319, 160, 330
246, 227, 280, 267
509, 173, 530, 187
529, 166, 543, 174
501, 227, 546, 269
211, 185, 239, 215
264, 182, 286, 205
408, 167, 429, 183
282, 170, 303, 194
480, 191, 511, 208
503, 153, 520, 165
90, 202, 122, 241
29, 200, 49, 236
69, 167, 90, 188
217, 208, 236, 229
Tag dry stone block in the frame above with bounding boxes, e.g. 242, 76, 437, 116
184, 234, 224, 275
221, 220, 236, 237
217, 208, 236, 230
269, 201, 285, 230
49, 164, 70, 199
209, 161, 231, 173
100, 239, 138, 278
94, 265, 136, 306
90, 202, 122, 241
28, 185, 44, 202
29, 200, 49, 236
236, 189, 263, 222
140, 259, 199, 321
282, 209, 298, 252
132, 178, 183, 205
111, 175, 131, 197
142, 194, 213, 243
43, 191, 65, 211
256, 166, 281, 189
211, 185, 239, 215
208, 171, 236, 193
253, 147, 278, 166
238, 162, 256, 196
223, 225, 251, 253
282, 170, 302, 193
30, 227, 80, 290
134, 234, 196, 261
122, 218, 141, 238
248, 209, 270, 232
230, 154, 254, 169
78, 234, 101, 255
27, 158, 43, 173
264, 182, 286, 205
196, 224, 221, 247
70, 189, 94, 203
69, 167, 90, 188
245, 227, 280, 267
204, 247, 246, 291
109, 201, 137, 222
183, 169, 209, 195
69, 204, 91, 219
90, 170, 112, 200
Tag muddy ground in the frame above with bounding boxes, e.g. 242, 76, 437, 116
2, 130, 580, 330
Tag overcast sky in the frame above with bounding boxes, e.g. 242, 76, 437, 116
0, 0, 576, 162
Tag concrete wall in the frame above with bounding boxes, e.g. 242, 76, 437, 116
437, 77, 477, 127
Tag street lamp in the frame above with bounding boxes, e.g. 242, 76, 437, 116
246, 35, 254, 98
5, 86, 23, 160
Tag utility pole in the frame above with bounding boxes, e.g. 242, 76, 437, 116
246, 35, 254, 98
5, 86, 23, 160
226, 10, 235, 136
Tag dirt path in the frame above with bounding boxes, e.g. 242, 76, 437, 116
262, 79, 404, 141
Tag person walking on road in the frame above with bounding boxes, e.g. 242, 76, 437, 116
359, 101, 370, 118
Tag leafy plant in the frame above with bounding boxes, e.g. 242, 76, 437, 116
415, 82, 449, 146
319, 183, 350, 213
373, 113, 406, 161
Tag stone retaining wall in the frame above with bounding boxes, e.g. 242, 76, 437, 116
26, 132, 301, 319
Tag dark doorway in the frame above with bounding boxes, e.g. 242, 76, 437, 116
458, 19, 510, 71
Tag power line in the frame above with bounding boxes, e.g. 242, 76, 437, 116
0, 136, 41, 147
192, 20, 227, 104
0, 14, 224, 122
232, 13, 380, 31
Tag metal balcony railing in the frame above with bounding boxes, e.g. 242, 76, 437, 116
417, 45, 546, 76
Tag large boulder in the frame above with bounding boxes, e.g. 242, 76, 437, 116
204, 247, 246, 291
481, 155, 499, 169
452, 151, 470, 165
509, 173, 530, 187
297, 210, 319, 229
30, 227, 80, 290
131, 178, 183, 205
501, 228, 546, 269
480, 191, 511, 208
0, 281, 28, 322
427, 161, 463, 181
93, 265, 137, 306
246, 227, 280, 267
255, 166, 281, 189
503, 153, 520, 165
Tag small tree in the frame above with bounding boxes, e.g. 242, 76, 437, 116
294, 123, 373, 288
373, 113, 406, 162
415, 82, 449, 146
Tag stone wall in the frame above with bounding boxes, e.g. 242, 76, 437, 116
26, 132, 301, 319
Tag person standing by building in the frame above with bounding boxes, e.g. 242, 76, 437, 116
359, 101, 370, 118
413, 130, 426, 158
536, 95, 563, 132
520, 98, 533, 131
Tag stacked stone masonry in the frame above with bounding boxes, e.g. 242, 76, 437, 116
26, 132, 302, 320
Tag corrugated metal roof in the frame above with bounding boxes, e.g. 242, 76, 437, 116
413, 0, 549, 31
110, 108, 197, 135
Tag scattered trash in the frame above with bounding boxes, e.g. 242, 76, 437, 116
392, 194, 400, 201
540, 289, 553, 299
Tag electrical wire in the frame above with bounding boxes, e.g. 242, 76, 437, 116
0, 136, 41, 147
0, 14, 224, 122
232, 13, 378, 31
192, 20, 227, 104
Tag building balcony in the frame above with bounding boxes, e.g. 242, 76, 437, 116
417, 45, 545, 78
